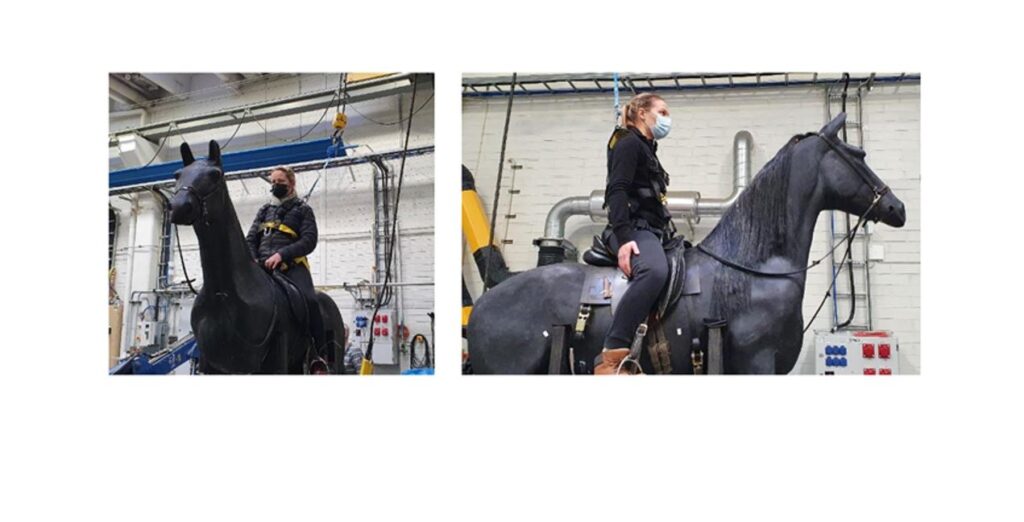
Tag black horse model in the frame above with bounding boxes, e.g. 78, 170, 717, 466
468, 113, 907, 374
169, 140, 346, 374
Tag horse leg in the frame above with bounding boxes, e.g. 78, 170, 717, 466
730, 339, 777, 375
256, 333, 289, 374
198, 353, 224, 375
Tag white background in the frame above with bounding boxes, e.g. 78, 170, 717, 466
2, 1, 1022, 521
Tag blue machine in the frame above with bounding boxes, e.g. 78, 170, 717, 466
109, 336, 199, 375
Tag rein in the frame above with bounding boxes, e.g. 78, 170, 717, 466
172, 178, 225, 296
696, 192, 881, 278
691, 132, 891, 334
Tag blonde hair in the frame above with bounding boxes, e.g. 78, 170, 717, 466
620, 93, 664, 129
270, 165, 296, 186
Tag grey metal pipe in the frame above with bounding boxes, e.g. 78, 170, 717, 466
539, 130, 754, 244
695, 130, 753, 218
538, 196, 591, 245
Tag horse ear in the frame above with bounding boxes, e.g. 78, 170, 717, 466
821, 112, 847, 138
180, 142, 195, 166
208, 140, 221, 164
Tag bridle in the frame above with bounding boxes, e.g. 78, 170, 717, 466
693, 131, 894, 333
811, 131, 889, 199
171, 168, 226, 296
696, 132, 889, 278
172, 168, 225, 227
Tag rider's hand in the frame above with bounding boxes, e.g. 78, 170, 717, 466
264, 252, 283, 270
617, 241, 640, 277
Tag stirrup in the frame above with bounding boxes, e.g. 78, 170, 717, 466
617, 323, 648, 375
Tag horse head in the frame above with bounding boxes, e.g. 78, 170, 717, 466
816, 113, 906, 228
170, 140, 225, 225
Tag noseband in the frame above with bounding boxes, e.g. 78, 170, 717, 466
174, 173, 225, 226
806, 131, 890, 199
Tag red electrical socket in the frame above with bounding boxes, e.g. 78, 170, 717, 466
862, 344, 875, 358
879, 344, 891, 359
864, 368, 876, 375
382, 328, 389, 337
382, 315, 388, 324
880, 368, 892, 375
374, 328, 380, 336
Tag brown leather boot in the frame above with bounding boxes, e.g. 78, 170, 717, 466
594, 348, 632, 375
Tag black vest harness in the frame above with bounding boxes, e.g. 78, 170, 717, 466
605, 127, 676, 239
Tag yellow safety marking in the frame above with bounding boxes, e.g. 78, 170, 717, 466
462, 190, 494, 252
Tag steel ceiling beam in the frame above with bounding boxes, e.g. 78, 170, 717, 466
109, 73, 429, 148
108, 141, 434, 196
462, 73, 919, 97
108, 76, 151, 108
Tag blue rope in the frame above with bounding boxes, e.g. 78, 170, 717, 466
612, 72, 621, 123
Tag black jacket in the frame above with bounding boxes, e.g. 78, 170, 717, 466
246, 197, 318, 263
605, 127, 673, 246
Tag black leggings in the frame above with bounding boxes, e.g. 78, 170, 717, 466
604, 229, 670, 348
281, 264, 325, 352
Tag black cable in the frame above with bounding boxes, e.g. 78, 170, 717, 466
483, 72, 516, 293
218, 110, 250, 152
174, 224, 199, 296
139, 123, 174, 168
364, 75, 419, 362
253, 75, 344, 144
409, 334, 431, 369
837, 72, 857, 330
339, 73, 348, 115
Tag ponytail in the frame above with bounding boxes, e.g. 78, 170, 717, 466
619, 92, 664, 129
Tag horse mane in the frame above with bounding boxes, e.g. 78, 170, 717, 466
699, 135, 805, 317
702, 136, 803, 261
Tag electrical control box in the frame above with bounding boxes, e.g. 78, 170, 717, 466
351, 311, 398, 365
370, 310, 397, 364
814, 330, 900, 375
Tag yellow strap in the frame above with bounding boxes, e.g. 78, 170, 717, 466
261, 221, 298, 238
608, 127, 629, 150
279, 256, 309, 272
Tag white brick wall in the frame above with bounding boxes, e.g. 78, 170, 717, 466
463, 82, 920, 374
110, 74, 434, 373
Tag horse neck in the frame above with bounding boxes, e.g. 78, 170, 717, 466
193, 188, 265, 296
701, 149, 824, 272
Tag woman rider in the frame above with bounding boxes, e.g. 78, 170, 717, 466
594, 93, 677, 375
245, 166, 325, 354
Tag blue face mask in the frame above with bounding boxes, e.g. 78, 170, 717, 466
651, 114, 672, 140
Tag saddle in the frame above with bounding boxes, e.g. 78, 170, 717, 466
269, 271, 310, 330
580, 233, 699, 318
541, 234, 705, 375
